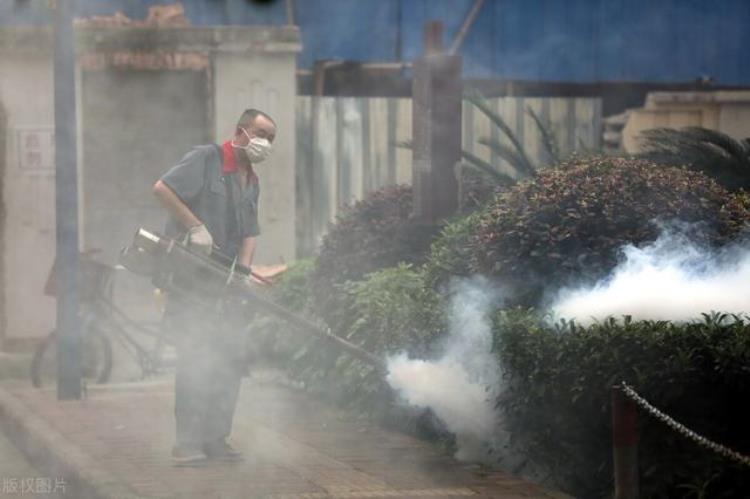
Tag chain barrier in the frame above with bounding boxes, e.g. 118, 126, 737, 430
618, 381, 750, 468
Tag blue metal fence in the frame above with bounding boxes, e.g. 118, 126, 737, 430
2, 0, 749, 85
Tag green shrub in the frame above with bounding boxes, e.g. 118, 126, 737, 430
311, 185, 440, 330
423, 210, 483, 289
341, 263, 445, 357
270, 258, 315, 311
246, 258, 316, 364
494, 309, 750, 498
251, 258, 445, 420
469, 156, 750, 306
252, 256, 450, 439
298, 265, 445, 412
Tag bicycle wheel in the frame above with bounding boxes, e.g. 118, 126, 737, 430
30, 318, 113, 389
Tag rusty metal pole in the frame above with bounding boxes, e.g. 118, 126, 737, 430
612, 385, 639, 499
411, 21, 461, 223
54, 0, 82, 400
449, 0, 485, 55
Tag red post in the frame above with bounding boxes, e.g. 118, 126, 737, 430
612, 386, 639, 499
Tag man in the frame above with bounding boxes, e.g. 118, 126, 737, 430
153, 108, 276, 466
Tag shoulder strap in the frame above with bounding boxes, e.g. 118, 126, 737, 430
216, 145, 239, 241
224, 171, 235, 205
210, 144, 235, 202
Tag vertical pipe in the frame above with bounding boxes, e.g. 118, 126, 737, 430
54, 0, 82, 400
0, 103, 6, 345
360, 98, 372, 195
449, 0, 485, 55
612, 386, 639, 499
285, 0, 296, 25
335, 98, 345, 206
395, 0, 403, 64
386, 98, 397, 185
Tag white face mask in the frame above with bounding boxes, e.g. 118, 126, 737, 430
232, 127, 273, 163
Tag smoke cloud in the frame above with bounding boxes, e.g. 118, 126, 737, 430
386, 277, 502, 462
385, 225, 750, 465
551, 228, 750, 324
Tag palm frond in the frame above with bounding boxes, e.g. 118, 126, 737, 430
639, 127, 750, 191
460, 151, 517, 185
477, 137, 536, 178
640, 128, 744, 171
526, 106, 560, 165
394, 138, 514, 186
641, 128, 749, 164
464, 89, 536, 177
680, 127, 748, 164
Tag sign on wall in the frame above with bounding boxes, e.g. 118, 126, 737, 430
16, 127, 54, 171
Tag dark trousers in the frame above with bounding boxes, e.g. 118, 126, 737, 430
169, 303, 247, 447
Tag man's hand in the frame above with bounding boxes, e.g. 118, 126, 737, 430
188, 223, 213, 255
250, 264, 288, 283
244, 264, 287, 289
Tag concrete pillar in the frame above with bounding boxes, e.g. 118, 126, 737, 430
54, 0, 83, 400
0, 30, 57, 348
211, 27, 301, 264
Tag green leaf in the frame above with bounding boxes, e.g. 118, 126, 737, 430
464, 88, 537, 177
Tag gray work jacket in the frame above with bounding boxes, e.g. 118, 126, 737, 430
160, 145, 260, 259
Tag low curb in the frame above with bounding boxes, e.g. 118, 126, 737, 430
0, 385, 148, 499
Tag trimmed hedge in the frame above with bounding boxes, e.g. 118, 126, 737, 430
494, 310, 750, 498
437, 156, 750, 306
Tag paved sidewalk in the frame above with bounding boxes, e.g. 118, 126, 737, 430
0, 429, 68, 498
0, 376, 567, 499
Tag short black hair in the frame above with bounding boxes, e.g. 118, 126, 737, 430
237, 108, 276, 129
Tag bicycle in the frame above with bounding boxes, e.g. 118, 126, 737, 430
30, 251, 170, 389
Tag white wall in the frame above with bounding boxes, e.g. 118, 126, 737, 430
0, 53, 57, 342
213, 51, 297, 265
622, 91, 750, 153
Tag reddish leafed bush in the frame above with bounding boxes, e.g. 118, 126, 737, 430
468, 156, 750, 305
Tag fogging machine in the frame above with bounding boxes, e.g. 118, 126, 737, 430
119, 228, 385, 371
